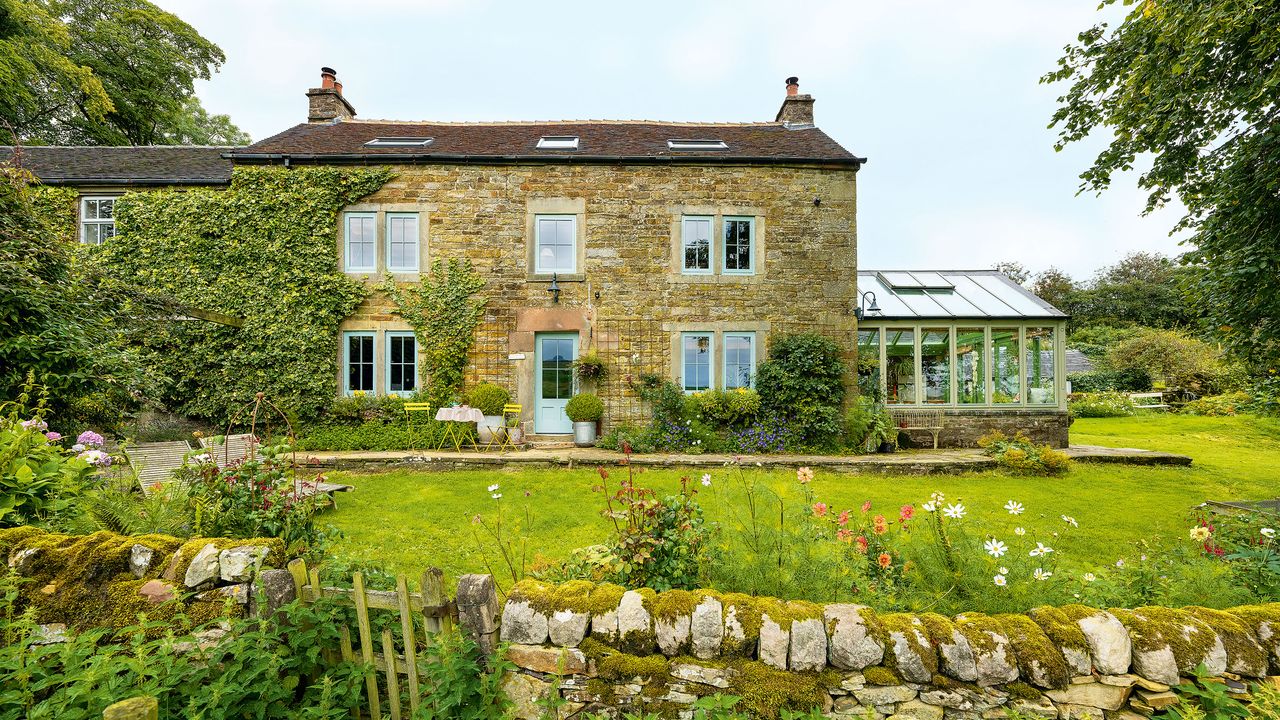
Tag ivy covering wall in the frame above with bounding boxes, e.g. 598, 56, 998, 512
93, 166, 393, 422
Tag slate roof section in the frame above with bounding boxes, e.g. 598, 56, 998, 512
1, 145, 235, 186
856, 270, 1069, 319
230, 120, 862, 166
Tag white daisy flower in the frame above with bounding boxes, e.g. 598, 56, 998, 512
1004, 500, 1024, 515
701, 474, 712, 487
1083, 573, 1097, 582
922, 501, 937, 513
998, 566, 1009, 575
942, 503, 966, 519
1262, 528, 1276, 539
984, 539, 1008, 558
491, 492, 502, 500
487, 484, 500, 492
1034, 568, 1052, 581
1061, 515, 1078, 528
1029, 542, 1053, 557
993, 574, 1007, 587
1014, 527, 1026, 536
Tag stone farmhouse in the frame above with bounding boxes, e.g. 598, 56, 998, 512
5, 69, 1069, 446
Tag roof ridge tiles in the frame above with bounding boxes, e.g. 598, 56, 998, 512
344, 118, 786, 127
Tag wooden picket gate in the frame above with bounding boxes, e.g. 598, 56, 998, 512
286, 558, 460, 720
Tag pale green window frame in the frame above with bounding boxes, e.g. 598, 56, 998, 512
681, 332, 714, 394
680, 215, 714, 275
385, 331, 419, 397
343, 331, 376, 396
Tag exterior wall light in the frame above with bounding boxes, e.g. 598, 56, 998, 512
854, 290, 880, 320
548, 273, 561, 304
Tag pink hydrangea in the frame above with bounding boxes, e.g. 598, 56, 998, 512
77, 449, 112, 467
77, 430, 105, 447
45, 431, 62, 442
20, 418, 47, 432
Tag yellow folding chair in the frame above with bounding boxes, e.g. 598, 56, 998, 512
404, 403, 432, 451
494, 404, 523, 451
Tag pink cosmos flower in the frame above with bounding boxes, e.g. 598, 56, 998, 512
899, 504, 915, 521
861, 500, 872, 513
812, 502, 828, 517
796, 466, 814, 485
837, 509, 851, 527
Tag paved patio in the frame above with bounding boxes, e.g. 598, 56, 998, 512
300, 444, 1191, 474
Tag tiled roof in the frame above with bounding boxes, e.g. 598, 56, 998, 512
230, 120, 862, 165
856, 270, 1068, 320
1, 145, 234, 185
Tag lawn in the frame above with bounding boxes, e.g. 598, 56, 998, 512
324, 414, 1280, 588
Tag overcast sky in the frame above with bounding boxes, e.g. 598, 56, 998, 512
157, 0, 1187, 280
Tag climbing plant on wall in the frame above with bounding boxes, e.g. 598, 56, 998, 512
92, 166, 393, 422
381, 260, 487, 409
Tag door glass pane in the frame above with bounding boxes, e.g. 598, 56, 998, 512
541, 338, 574, 399
1026, 327, 1055, 404
921, 329, 950, 404
885, 329, 915, 404
683, 334, 711, 392
956, 328, 986, 404
992, 328, 1020, 403
724, 334, 754, 389
724, 218, 752, 271
857, 329, 881, 402
682, 217, 711, 271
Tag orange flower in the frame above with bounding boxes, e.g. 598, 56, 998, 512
837, 509, 851, 527
855, 536, 868, 554
812, 502, 828, 517
837, 528, 854, 543
877, 553, 892, 569
873, 515, 888, 535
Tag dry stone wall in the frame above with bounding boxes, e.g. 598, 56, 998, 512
0, 527, 296, 633
497, 580, 1280, 719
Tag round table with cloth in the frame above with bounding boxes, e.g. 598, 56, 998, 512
434, 406, 484, 451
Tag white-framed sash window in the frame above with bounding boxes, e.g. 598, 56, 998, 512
535, 214, 577, 273
80, 196, 117, 245
344, 212, 377, 272
385, 213, 419, 272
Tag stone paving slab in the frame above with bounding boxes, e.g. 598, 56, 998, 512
300, 444, 1190, 474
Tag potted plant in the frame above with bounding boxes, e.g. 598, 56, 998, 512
565, 392, 604, 447
467, 383, 510, 444
866, 406, 899, 453
574, 351, 608, 386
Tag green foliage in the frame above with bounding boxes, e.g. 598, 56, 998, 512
325, 393, 408, 425
690, 388, 761, 428
0, 570, 368, 719
754, 333, 847, 448
0, 379, 96, 527
1067, 368, 1152, 393
566, 393, 604, 423
0, 0, 112, 143
977, 430, 1071, 476
413, 630, 513, 720
1180, 392, 1252, 417
4, 0, 248, 145
574, 351, 609, 384
1166, 665, 1251, 720
1, 167, 144, 432
1069, 391, 1136, 418
1105, 328, 1236, 394
179, 442, 336, 556
56, 477, 193, 537
382, 260, 486, 410
94, 166, 391, 422
467, 383, 510, 417
594, 467, 708, 592
1043, 1, 1280, 366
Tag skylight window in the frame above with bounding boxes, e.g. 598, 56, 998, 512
667, 139, 728, 151
364, 137, 434, 147
537, 136, 579, 150
877, 271, 955, 291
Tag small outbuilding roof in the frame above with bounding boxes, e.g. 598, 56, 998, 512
0, 145, 234, 186
857, 270, 1067, 320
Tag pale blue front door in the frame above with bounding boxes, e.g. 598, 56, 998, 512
535, 332, 578, 434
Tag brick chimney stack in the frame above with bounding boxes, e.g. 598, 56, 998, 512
308, 66, 356, 124
775, 76, 815, 126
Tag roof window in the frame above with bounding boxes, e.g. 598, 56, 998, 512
667, 139, 728, 151
877, 271, 955, 291
537, 136, 580, 150
364, 137, 434, 147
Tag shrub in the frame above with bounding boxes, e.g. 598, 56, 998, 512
978, 430, 1071, 476
324, 393, 411, 425
297, 420, 449, 451
1068, 367, 1152, 393
1105, 328, 1235, 394
1180, 391, 1252, 416
691, 388, 762, 427
467, 383, 510, 416
844, 396, 876, 449
754, 333, 847, 447
565, 393, 604, 422
574, 351, 608, 384
596, 424, 655, 454
1069, 391, 1136, 417
595, 468, 708, 591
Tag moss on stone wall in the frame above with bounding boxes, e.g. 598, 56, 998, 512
861, 665, 900, 686
995, 613, 1070, 689
1111, 607, 1219, 671
1185, 606, 1267, 673
727, 660, 840, 720
876, 612, 939, 677
1027, 605, 1091, 654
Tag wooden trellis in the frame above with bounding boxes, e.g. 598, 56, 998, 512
593, 316, 668, 428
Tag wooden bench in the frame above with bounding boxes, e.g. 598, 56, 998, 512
889, 408, 945, 449
124, 441, 194, 495
1128, 392, 1170, 411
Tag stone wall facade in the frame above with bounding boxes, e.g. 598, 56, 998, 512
897, 409, 1071, 450
0, 527, 297, 633
335, 161, 859, 431
496, 579, 1280, 719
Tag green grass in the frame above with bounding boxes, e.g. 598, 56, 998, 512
324, 414, 1280, 587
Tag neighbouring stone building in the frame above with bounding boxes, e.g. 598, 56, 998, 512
4, 68, 1071, 445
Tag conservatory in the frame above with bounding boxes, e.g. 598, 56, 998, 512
855, 270, 1069, 447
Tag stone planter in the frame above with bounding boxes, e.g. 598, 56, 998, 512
477, 415, 505, 444
573, 421, 597, 447
507, 426, 524, 445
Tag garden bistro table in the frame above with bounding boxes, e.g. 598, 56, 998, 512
434, 405, 484, 452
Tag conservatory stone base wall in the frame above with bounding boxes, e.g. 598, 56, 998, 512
896, 408, 1070, 449
495, 580, 1280, 720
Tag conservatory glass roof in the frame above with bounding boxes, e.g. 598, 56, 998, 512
857, 270, 1067, 320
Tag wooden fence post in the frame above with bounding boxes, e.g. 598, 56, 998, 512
455, 574, 499, 658
103, 696, 158, 720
